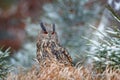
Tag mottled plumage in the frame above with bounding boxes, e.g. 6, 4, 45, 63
36, 22, 72, 66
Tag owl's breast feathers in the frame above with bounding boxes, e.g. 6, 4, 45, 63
37, 40, 72, 66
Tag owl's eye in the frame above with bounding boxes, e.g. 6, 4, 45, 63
44, 31, 48, 34
52, 32, 55, 35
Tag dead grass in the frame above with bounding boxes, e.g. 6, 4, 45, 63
7, 60, 120, 80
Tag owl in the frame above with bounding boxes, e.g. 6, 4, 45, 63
36, 22, 72, 66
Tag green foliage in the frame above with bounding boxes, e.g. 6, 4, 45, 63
88, 8, 120, 71
90, 27, 120, 71
0, 48, 10, 79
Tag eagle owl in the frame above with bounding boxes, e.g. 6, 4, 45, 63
36, 22, 72, 66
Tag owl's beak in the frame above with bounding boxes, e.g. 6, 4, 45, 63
48, 34, 51, 38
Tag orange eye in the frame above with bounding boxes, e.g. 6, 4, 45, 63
44, 32, 48, 34
52, 32, 55, 34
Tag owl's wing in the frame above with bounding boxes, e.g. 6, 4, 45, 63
60, 47, 72, 65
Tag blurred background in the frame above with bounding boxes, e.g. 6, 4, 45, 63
0, 0, 120, 68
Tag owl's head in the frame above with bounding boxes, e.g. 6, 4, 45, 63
38, 22, 58, 43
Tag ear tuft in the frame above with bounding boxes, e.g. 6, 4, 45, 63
53, 24, 55, 32
40, 22, 47, 32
